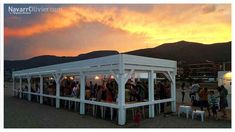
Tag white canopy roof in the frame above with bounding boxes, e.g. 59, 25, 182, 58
13, 54, 177, 77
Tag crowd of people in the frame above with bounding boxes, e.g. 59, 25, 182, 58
181, 81, 229, 120
60, 78, 149, 103
40, 76, 171, 105
59, 77, 118, 103
20, 76, 172, 106
21, 77, 228, 119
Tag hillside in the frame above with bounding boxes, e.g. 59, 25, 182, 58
126, 41, 231, 64
4, 50, 119, 71
4, 41, 231, 80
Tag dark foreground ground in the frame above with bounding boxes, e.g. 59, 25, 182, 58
4, 82, 231, 128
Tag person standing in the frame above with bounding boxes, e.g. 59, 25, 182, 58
136, 81, 145, 102
96, 86, 103, 101
198, 87, 211, 117
159, 81, 165, 113
133, 110, 142, 127
219, 85, 228, 118
208, 91, 219, 120
190, 81, 200, 105
181, 82, 186, 104
89, 81, 95, 98
36, 84, 40, 102
71, 82, 78, 97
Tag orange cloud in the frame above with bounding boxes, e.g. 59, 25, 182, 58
5, 7, 82, 37
5, 4, 231, 46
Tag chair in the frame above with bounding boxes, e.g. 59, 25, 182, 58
192, 110, 205, 122
178, 105, 192, 119
89, 98, 97, 117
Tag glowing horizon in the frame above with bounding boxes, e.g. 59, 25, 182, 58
4, 4, 231, 60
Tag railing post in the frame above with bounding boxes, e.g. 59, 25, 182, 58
80, 73, 85, 115
19, 77, 22, 99
118, 73, 126, 125
117, 54, 126, 125
27, 76, 31, 101
170, 72, 176, 112
53, 73, 61, 109
12, 76, 15, 96
40, 75, 43, 104
148, 70, 155, 118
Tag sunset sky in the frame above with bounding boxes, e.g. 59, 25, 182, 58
4, 4, 231, 60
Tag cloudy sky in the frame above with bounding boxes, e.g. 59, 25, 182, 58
4, 4, 231, 60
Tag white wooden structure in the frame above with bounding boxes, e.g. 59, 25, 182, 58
12, 54, 177, 125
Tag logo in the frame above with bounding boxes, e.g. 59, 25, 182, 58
8, 6, 62, 15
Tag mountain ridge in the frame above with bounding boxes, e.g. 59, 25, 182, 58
126, 41, 231, 64
4, 41, 231, 72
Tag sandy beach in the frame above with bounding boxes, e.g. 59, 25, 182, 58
4, 82, 231, 128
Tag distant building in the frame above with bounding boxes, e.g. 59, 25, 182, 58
188, 62, 220, 78
177, 61, 231, 81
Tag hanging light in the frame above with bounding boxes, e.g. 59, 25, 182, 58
70, 76, 74, 80
95, 76, 100, 80
224, 72, 232, 79
110, 75, 114, 79
64, 76, 68, 79
49, 77, 53, 80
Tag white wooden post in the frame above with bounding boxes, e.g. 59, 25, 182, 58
12, 76, 15, 96
118, 73, 126, 125
80, 73, 85, 115
53, 73, 61, 108
148, 70, 155, 118
117, 54, 126, 125
39, 75, 43, 104
170, 72, 176, 112
19, 77, 22, 99
27, 76, 31, 101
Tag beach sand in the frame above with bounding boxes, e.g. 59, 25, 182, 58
4, 82, 231, 128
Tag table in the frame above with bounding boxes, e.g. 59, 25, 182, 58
89, 98, 114, 120
89, 98, 97, 116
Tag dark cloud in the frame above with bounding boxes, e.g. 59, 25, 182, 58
4, 22, 144, 60
4, 37, 34, 60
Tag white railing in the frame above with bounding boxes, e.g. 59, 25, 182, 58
83, 100, 119, 109
125, 98, 174, 109
15, 90, 174, 110
14, 92, 174, 113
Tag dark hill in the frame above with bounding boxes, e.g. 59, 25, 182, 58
4, 50, 119, 71
4, 41, 231, 80
126, 41, 231, 63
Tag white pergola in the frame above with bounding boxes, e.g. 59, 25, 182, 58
12, 54, 177, 125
